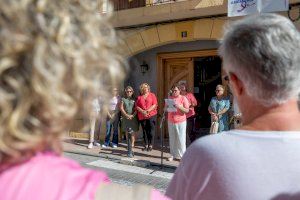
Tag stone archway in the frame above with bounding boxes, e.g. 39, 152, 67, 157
118, 18, 228, 57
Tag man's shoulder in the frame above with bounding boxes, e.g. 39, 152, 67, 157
186, 131, 240, 155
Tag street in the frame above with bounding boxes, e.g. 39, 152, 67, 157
64, 152, 175, 193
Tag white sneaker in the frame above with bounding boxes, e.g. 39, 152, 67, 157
94, 142, 101, 147
112, 144, 117, 148
101, 144, 108, 148
87, 142, 93, 149
167, 157, 174, 161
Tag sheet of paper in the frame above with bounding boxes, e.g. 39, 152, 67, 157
165, 99, 177, 112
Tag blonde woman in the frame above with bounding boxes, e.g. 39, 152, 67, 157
0, 1, 167, 200
136, 83, 158, 151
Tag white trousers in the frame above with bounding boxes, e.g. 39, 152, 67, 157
168, 121, 187, 159
89, 111, 101, 143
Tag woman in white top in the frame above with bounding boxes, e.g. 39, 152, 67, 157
102, 88, 120, 148
88, 97, 102, 149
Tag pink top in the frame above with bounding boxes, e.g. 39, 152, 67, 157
184, 92, 197, 118
168, 95, 190, 124
0, 152, 168, 200
0, 152, 109, 200
136, 92, 158, 120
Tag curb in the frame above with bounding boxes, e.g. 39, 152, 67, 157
64, 149, 177, 170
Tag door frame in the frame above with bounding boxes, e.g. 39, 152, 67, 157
156, 49, 218, 138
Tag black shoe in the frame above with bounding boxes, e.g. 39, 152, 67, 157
148, 146, 153, 151
142, 146, 147, 151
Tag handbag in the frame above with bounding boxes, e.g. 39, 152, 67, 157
209, 121, 219, 134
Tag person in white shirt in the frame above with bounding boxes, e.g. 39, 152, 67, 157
102, 88, 120, 148
88, 97, 102, 149
166, 14, 300, 200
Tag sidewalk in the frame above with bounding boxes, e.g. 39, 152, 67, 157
63, 137, 180, 169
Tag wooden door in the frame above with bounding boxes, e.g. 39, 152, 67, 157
158, 57, 194, 137
164, 58, 194, 98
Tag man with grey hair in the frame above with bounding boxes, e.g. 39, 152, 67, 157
166, 13, 300, 200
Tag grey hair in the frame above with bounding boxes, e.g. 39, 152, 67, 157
219, 14, 300, 106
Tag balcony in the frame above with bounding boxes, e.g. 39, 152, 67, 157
111, 0, 179, 11
111, 0, 227, 28
110, 0, 300, 28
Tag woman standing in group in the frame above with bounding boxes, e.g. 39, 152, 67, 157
179, 81, 198, 144
120, 86, 139, 157
88, 97, 102, 149
102, 88, 120, 148
208, 85, 230, 133
136, 83, 158, 152
167, 84, 190, 161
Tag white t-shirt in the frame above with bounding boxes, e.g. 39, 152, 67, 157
109, 96, 119, 111
166, 130, 300, 200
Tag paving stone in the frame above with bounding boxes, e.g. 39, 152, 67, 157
64, 152, 174, 193
63, 138, 179, 169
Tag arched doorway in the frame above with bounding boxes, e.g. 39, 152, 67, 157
157, 49, 224, 138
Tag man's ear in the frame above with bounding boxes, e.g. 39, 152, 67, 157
229, 72, 244, 96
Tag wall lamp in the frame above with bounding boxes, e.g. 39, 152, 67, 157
140, 61, 149, 75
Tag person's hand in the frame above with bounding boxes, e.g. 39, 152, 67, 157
211, 113, 218, 121
111, 113, 115, 119
213, 115, 218, 121
174, 103, 181, 109
125, 114, 131, 120
142, 110, 149, 117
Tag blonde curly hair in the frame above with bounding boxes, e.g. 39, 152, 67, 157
139, 83, 150, 94
0, 0, 127, 166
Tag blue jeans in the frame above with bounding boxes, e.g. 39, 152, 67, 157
104, 115, 119, 146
